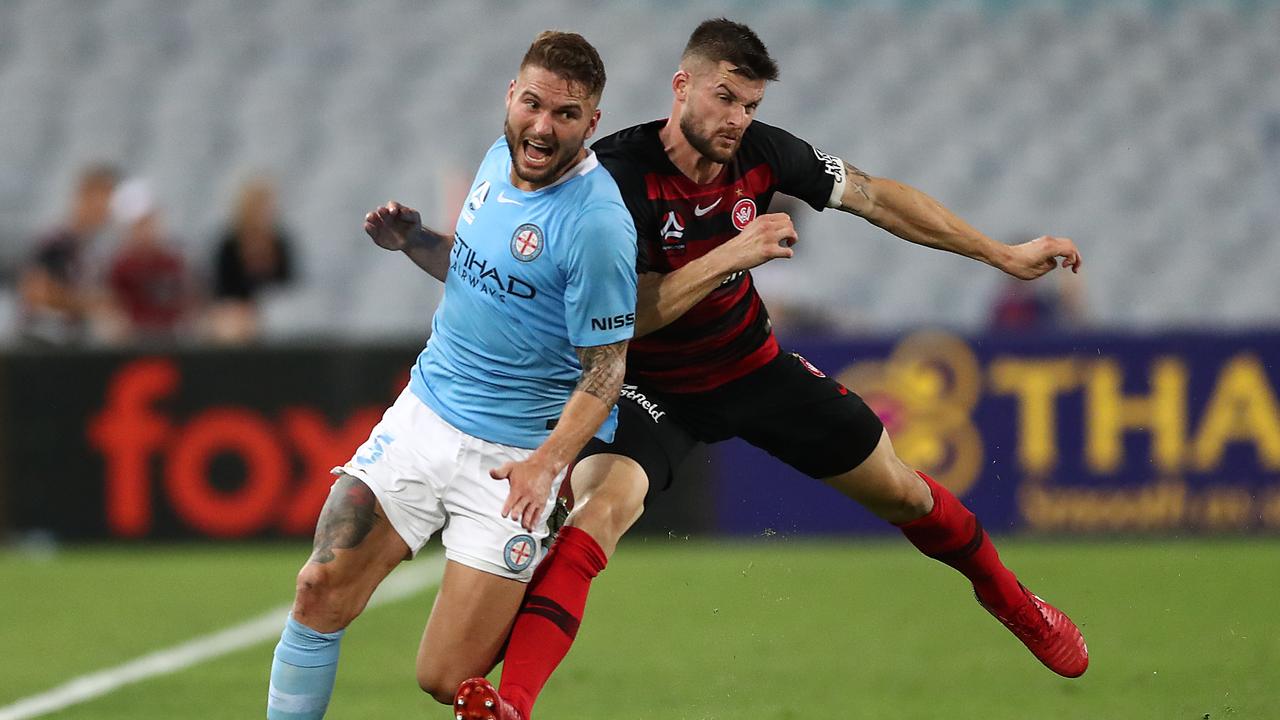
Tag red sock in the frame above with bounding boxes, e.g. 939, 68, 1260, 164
895, 472, 1025, 610
500, 526, 607, 719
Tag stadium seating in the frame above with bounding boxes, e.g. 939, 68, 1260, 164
1, 0, 1277, 341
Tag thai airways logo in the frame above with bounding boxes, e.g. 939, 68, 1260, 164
836, 331, 983, 496
510, 223, 544, 262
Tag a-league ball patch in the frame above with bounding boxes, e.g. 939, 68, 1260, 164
510, 223, 544, 262
504, 534, 537, 572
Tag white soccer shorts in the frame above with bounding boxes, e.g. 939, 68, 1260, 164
332, 387, 565, 581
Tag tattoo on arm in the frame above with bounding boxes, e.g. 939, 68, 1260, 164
574, 339, 628, 407
843, 160, 872, 204
409, 226, 451, 250
309, 474, 378, 564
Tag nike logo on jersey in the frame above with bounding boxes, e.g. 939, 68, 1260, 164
693, 197, 721, 216
497, 191, 523, 206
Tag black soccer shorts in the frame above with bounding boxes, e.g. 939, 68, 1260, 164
578, 350, 885, 490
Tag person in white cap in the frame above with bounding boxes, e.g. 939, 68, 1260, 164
105, 178, 191, 343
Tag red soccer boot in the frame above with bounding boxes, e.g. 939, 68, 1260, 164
454, 677, 525, 720
979, 585, 1089, 678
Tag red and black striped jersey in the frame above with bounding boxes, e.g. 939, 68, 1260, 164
592, 119, 846, 393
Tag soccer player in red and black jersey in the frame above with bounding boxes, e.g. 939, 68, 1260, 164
455, 18, 1087, 719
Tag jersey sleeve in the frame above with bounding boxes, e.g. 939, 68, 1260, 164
561, 204, 638, 348
754, 122, 848, 212
596, 153, 657, 273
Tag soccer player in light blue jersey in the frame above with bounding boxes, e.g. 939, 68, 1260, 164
265, 32, 636, 719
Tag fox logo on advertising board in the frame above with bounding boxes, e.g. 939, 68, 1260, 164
591, 312, 636, 332
87, 358, 386, 538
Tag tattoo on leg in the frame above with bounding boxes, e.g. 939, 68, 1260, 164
310, 475, 377, 564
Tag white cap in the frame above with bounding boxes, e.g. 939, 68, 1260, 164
110, 178, 155, 224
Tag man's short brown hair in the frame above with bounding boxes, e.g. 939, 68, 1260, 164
682, 18, 779, 82
77, 163, 120, 193
520, 31, 607, 100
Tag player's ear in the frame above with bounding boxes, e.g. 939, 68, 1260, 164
506, 79, 516, 106
672, 69, 689, 101
584, 108, 601, 139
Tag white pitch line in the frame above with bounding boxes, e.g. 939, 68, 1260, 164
0, 555, 446, 720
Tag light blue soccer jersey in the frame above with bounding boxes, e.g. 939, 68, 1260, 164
409, 137, 638, 449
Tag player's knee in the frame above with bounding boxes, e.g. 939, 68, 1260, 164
609, 474, 647, 529
417, 668, 464, 705
573, 473, 646, 540
293, 563, 358, 628
891, 465, 933, 521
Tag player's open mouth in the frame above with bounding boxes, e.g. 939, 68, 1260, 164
523, 139, 554, 166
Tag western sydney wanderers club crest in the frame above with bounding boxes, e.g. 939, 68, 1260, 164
510, 223, 544, 262
731, 197, 757, 231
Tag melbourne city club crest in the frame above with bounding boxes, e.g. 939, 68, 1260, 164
504, 534, 537, 572
510, 223, 544, 262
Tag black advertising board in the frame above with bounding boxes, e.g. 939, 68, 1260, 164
0, 344, 710, 541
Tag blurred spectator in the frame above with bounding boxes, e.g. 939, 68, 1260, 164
207, 178, 295, 343
105, 179, 191, 343
16, 164, 119, 345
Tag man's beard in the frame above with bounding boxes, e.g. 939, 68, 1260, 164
504, 119, 583, 186
680, 114, 736, 164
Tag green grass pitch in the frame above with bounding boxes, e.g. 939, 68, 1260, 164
2, 537, 1277, 719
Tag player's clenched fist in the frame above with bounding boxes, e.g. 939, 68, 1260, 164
716, 212, 799, 273
364, 201, 422, 251
1001, 235, 1083, 281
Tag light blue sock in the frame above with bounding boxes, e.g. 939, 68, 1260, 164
267, 616, 345, 719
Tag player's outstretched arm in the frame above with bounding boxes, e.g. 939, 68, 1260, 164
364, 201, 455, 282
634, 213, 797, 337
490, 339, 628, 531
834, 161, 1082, 280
